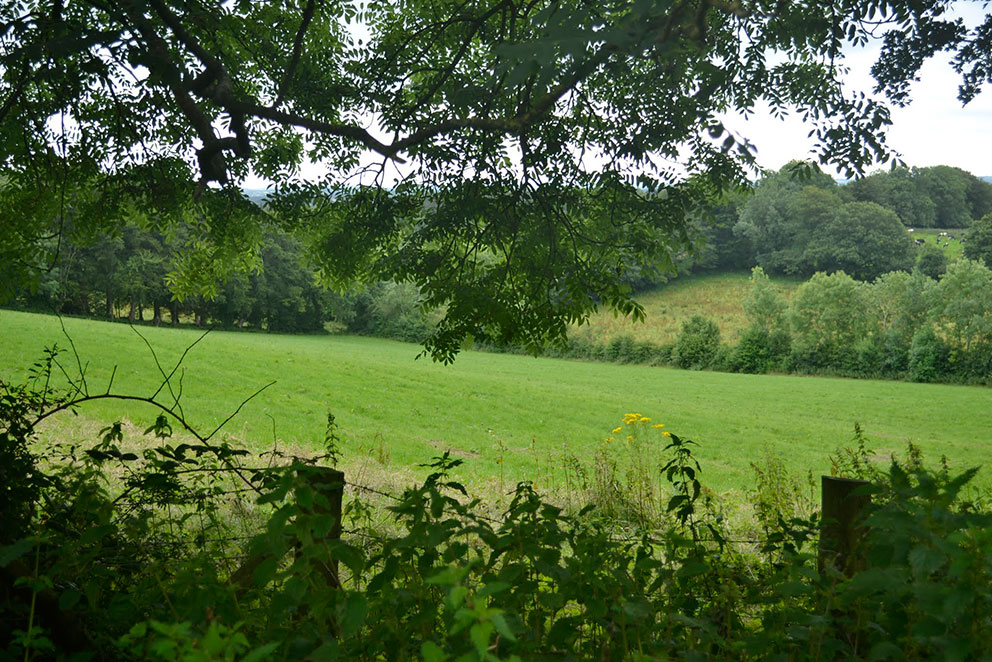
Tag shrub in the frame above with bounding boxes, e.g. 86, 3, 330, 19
908, 326, 951, 382
786, 339, 845, 374
672, 315, 720, 369
915, 242, 949, 278
710, 343, 734, 372
788, 271, 874, 369
731, 325, 791, 374
652, 343, 675, 366
7, 352, 992, 661
850, 336, 884, 377
604, 334, 636, 363
877, 329, 910, 377
631, 340, 660, 364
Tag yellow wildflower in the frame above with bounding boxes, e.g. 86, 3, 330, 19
639, 416, 651, 422
652, 424, 665, 429
627, 435, 633, 441
612, 426, 622, 434
662, 431, 672, 437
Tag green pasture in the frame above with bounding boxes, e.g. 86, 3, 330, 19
2, 309, 991, 495
570, 272, 801, 346
911, 227, 967, 259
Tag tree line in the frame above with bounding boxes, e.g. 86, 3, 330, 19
561, 263, 992, 384
686, 163, 992, 282
8, 226, 433, 339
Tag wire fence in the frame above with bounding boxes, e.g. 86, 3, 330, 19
105, 461, 842, 555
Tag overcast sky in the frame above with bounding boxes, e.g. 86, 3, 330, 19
729, 3, 992, 177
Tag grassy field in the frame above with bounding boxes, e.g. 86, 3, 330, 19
911, 227, 967, 259
570, 272, 801, 346
3, 309, 991, 496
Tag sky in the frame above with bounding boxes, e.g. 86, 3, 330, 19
727, 3, 992, 177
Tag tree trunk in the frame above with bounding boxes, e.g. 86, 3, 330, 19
128, 297, 137, 323
170, 302, 180, 326
105, 290, 113, 318
153, 303, 162, 326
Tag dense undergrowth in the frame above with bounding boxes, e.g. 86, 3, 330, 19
3, 351, 992, 661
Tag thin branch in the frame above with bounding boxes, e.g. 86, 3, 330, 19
204, 380, 276, 442
274, 0, 317, 108
32, 389, 270, 495
150, 328, 210, 402
58, 314, 89, 397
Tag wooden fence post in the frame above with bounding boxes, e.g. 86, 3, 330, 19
300, 466, 345, 589
819, 475, 871, 577
231, 466, 344, 596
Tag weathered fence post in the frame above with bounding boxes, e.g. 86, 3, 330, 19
300, 466, 345, 589
231, 466, 344, 596
818, 475, 871, 577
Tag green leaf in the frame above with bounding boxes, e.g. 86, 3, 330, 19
253, 556, 279, 588
58, 588, 82, 611
908, 546, 945, 576
490, 611, 516, 642
242, 642, 281, 662
339, 593, 368, 639
0, 538, 35, 567
478, 581, 511, 598
448, 585, 469, 609
470, 622, 493, 657
421, 641, 448, 662
296, 485, 314, 510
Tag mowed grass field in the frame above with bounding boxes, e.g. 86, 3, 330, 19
2, 309, 991, 495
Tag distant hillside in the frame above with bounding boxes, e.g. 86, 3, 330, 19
570, 272, 802, 347
982, 176, 992, 185
243, 188, 270, 205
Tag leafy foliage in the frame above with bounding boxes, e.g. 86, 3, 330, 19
4, 1, 991, 359
741, 266, 787, 333
915, 241, 949, 278
737, 165, 915, 279
844, 167, 937, 227
672, 314, 721, 369
804, 201, 915, 280
788, 272, 872, 369
963, 212, 992, 266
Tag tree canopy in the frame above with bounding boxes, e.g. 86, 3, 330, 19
3, 0, 991, 359
964, 212, 992, 266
